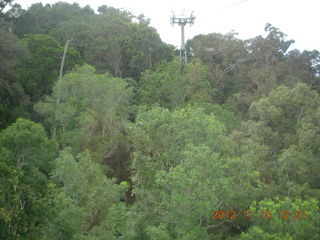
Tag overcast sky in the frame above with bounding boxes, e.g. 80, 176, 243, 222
15, 0, 320, 51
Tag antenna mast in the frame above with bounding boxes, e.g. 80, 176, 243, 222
171, 11, 195, 66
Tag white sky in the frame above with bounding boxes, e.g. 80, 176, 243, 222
14, 0, 320, 51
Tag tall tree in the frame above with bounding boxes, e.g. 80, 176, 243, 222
35, 64, 133, 162
0, 0, 14, 13
13, 2, 94, 37
232, 83, 320, 198
43, 148, 129, 240
0, 118, 58, 239
0, 18, 29, 128
137, 59, 212, 109
126, 106, 259, 239
16, 34, 82, 103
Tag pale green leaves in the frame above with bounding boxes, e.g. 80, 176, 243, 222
35, 64, 133, 160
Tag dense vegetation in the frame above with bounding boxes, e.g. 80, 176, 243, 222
1, 1, 320, 239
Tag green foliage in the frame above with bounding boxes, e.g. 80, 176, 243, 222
241, 198, 320, 240
127, 106, 226, 190
3, 3, 25, 21
137, 59, 213, 108
35, 64, 133, 161
82, 8, 173, 78
0, 0, 13, 12
127, 106, 259, 239
44, 148, 128, 240
14, 3, 174, 79
14, 2, 95, 37
146, 225, 172, 240
240, 227, 292, 240
232, 83, 320, 200
0, 118, 58, 239
16, 34, 82, 102
1, 2, 320, 239
186, 32, 247, 103
193, 102, 239, 131
152, 145, 232, 239
122, 21, 174, 79
0, 18, 30, 128
137, 59, 186, 108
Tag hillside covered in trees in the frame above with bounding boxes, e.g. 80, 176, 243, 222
0, 1, 320, 240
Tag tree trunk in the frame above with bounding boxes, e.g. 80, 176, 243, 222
57, 37, 73, 105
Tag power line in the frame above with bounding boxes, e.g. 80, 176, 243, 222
224, 0, 250, 9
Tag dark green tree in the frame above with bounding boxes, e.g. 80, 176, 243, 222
16, 34, 82, 103
13, 2, 94, 37
0, 0, 14, 13
0, 18, 30, 128
0, 118, 58, 239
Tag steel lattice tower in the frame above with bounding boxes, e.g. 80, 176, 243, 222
170, 11, 195, 66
